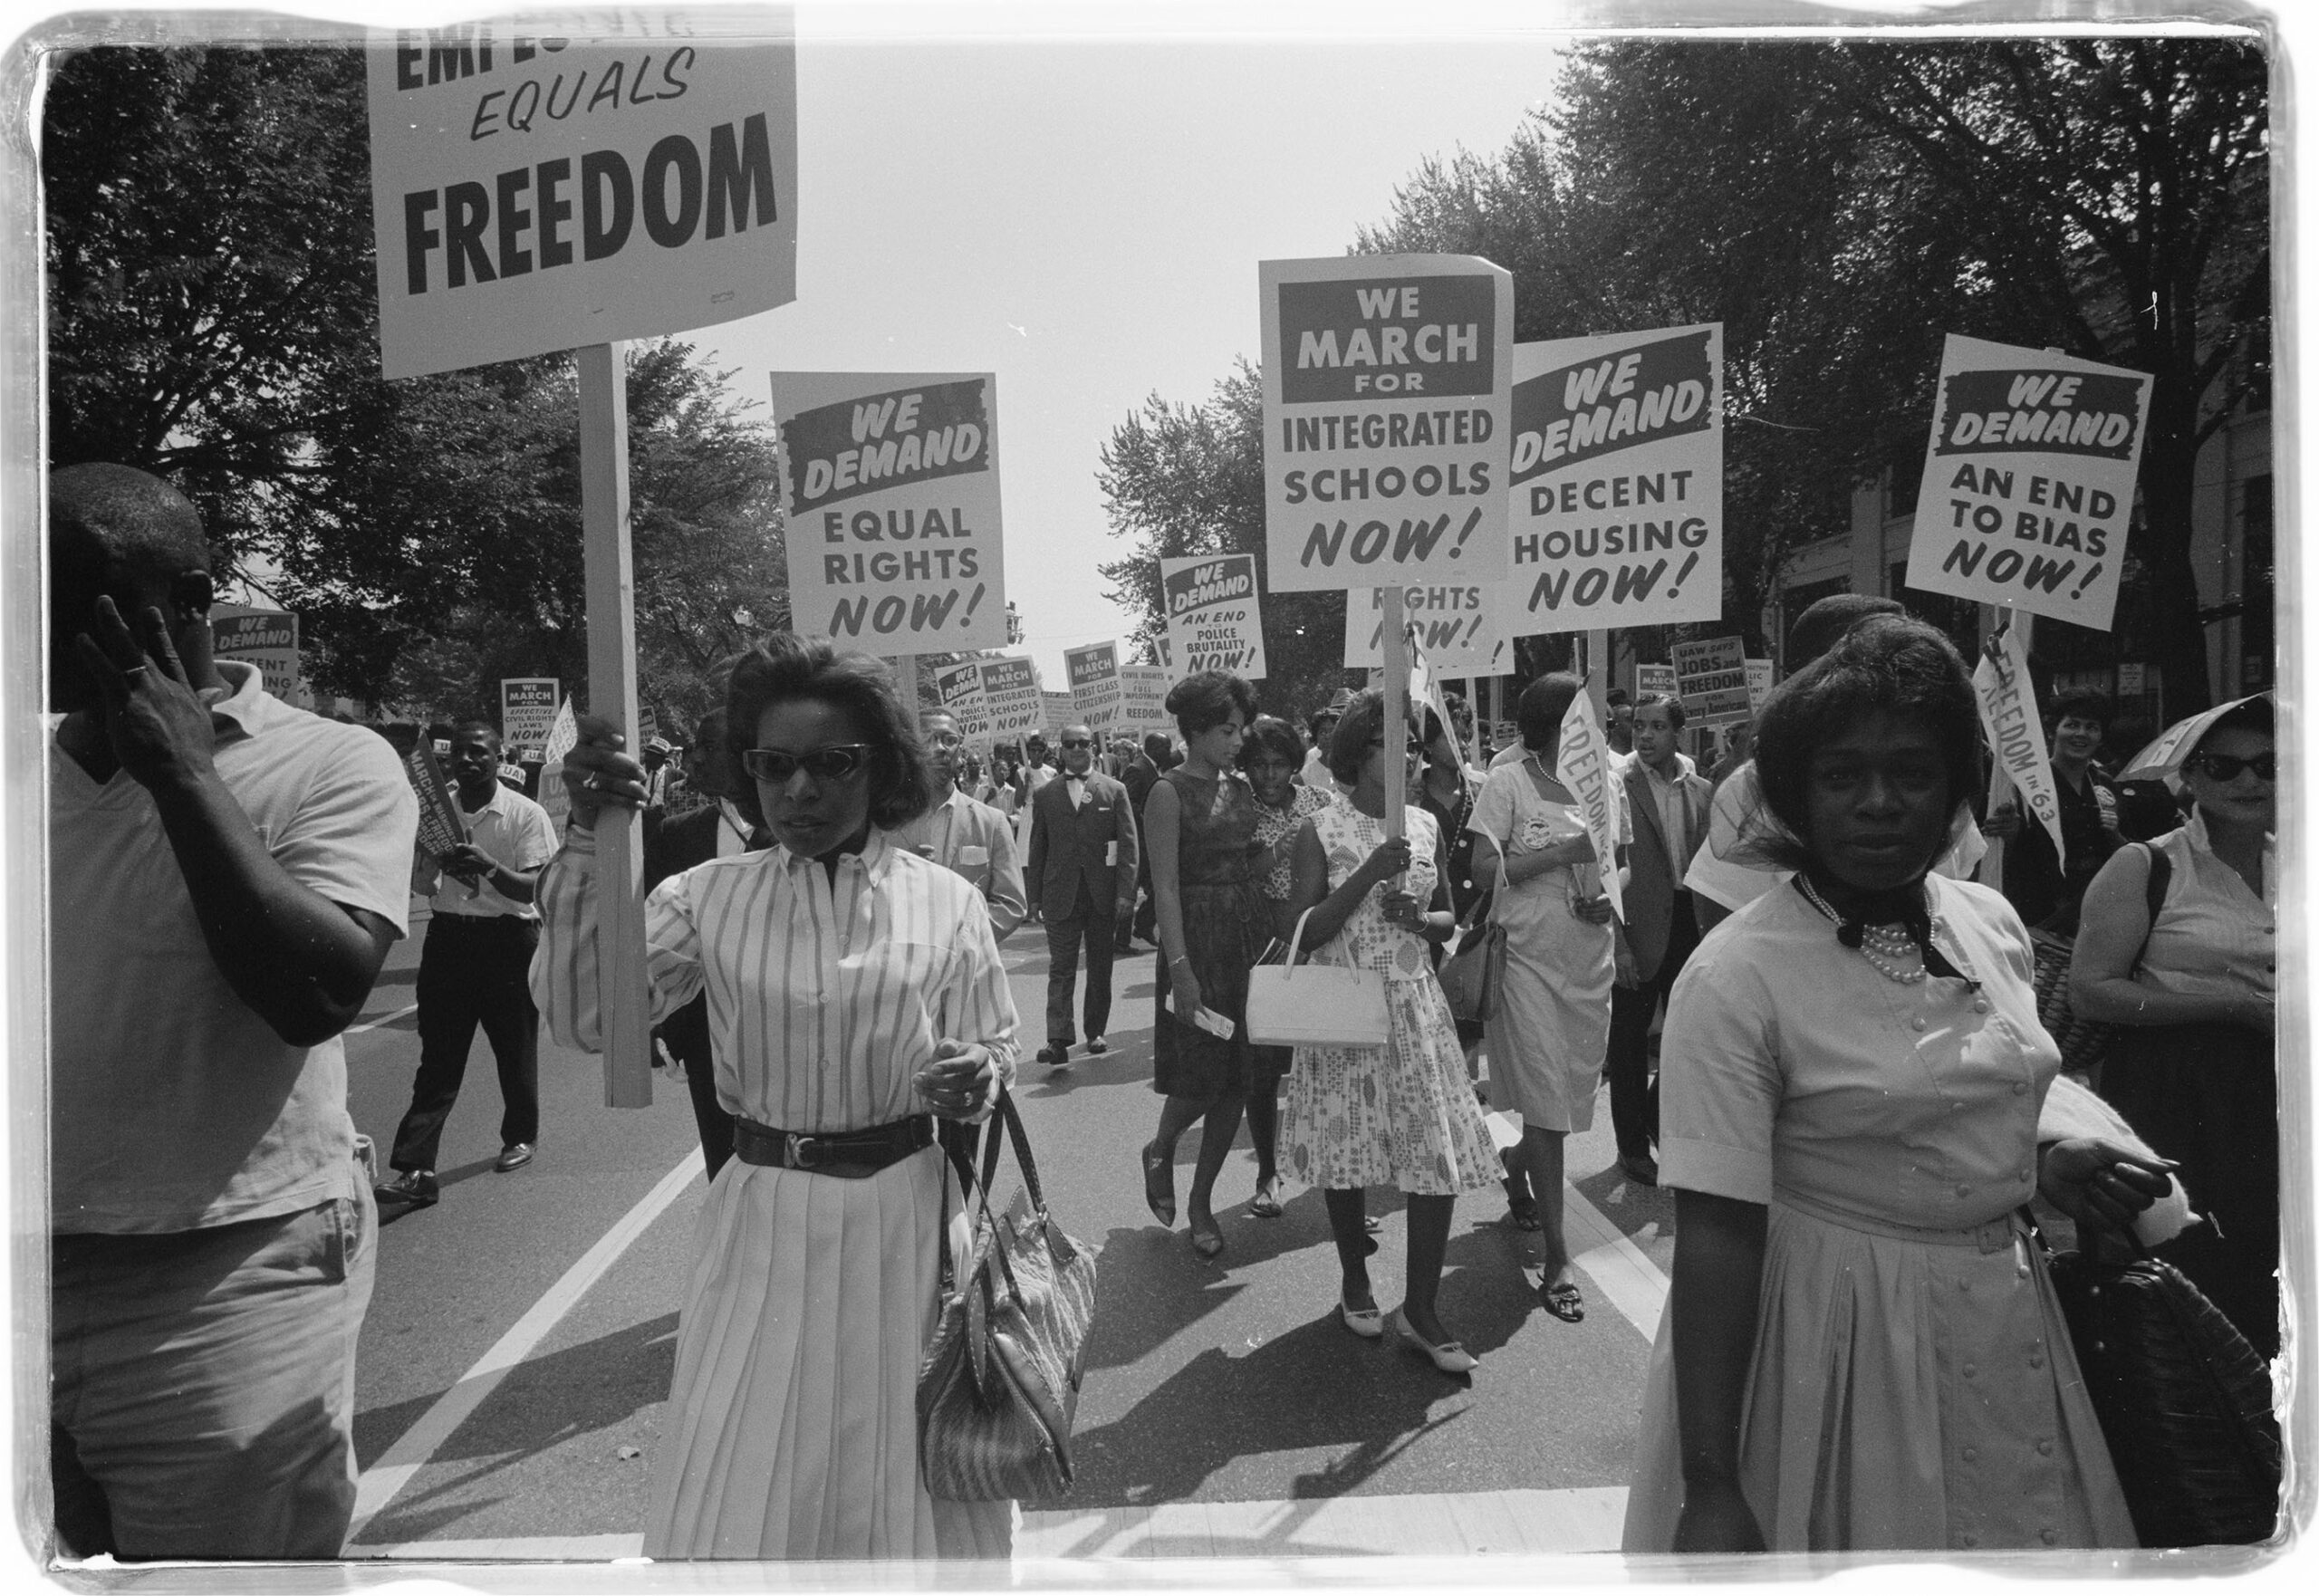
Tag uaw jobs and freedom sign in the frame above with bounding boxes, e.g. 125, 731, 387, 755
368, 19, 798, 378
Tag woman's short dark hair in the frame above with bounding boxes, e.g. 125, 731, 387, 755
1753, 616, 1980, 860
1516, 673, 1583, 752
2195, 694, 2274, 752
1166, 669, 1258, 736
2047, 690, 2115, 730
1239, 715, 1304, 771
726, 633, 934, 829
1327, 689, 1419, 784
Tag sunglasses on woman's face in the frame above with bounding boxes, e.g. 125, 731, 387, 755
742, 745, 875, 783
2189, 751, 2276, 783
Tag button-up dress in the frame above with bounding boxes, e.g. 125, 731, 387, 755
535, 828, 1019, 1560
1621, 874, 2134, 1553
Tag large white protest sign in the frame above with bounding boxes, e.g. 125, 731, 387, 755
1160, 553, 1265, 678
773, 371, 1008, 652
538, 693, 580, 832
1975, 627, 2066, 860
501, 677, 560, 752
1064, 641, 1124, 731
1506, 325, 1722, 634
1554, 687, 1623, 925
1672, 636, 1751, 727
1745, 659, 1774, 712
368, 17, 797, 379
932, 659, 992, 746
1904, 334, 2152, 630
1260, 255, 1514, 592
1343, 582, 1509, 677
977, 655, 1043, 741
211, 607, 300, 702
1042, 691, 1077, 737
1120, 665, 1173, 738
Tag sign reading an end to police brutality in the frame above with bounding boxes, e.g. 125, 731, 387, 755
1904, 334, 2152, 630
772, 372, 1008, 651
1160, 553, 1265, 679
1507, 325, 1722, 631
367, 16, 797, 379
1260, 255, 1514, 591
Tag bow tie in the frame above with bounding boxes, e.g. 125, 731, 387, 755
1064, 773, 1085, 784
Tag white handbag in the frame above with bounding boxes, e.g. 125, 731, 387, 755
1244, 907, 1390, 1049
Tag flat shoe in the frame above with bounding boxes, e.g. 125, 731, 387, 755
1189, 1220, 1225, 1260
1540, 1278, 1585, 1322
1141, 1140, 1176, 1227
1362, 1214, 1381, 1234
1340, 1299, 1384, 1339
494, 1142, 533, 1173
1247, 1180, 1285, 1218
1389, 1309, 1477, 1374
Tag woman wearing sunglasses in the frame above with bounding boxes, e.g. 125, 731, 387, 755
536, 634, 1017, 1561
2070, 693, 2278, 1358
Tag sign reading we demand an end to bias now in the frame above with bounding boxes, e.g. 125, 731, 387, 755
1261, 255, 1514, 592
1904, 334, 2152, 630
1508, 324, 1722, 631
774, 372, 1008, 652
367, 16, 797, 378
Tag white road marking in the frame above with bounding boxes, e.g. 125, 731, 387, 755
344, 1147, 706, 1543
1563, 1180, 1671, 1343
345, 1002, 419, 1034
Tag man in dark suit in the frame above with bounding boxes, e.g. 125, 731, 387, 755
641, 707, 762, 1180
1608, 692, 1714, 1187
1120, 731, 1169, 949
1025, 721, 1140, 1068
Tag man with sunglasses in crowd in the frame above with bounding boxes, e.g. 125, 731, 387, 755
1024, 721, 1139, 1069
1982, 689, 2127, 933
896, 708, 1026, 941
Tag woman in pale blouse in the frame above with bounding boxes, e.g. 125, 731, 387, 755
538, 634, 1018, 1561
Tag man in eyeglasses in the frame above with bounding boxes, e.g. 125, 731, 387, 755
1024, 721, 1140, 1068
1982, 689, 2126, 933
895, 709, 1026, 941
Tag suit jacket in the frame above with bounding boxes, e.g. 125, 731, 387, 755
641, 804, 724, 1069
1620, 755, 1714, 981
892, 788, 1028, 940
1025, 769, 1139, 920
1121, 753, 1161, 889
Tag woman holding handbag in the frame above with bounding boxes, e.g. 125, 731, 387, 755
1280, 691, 1500, 1372
1241, 716, 1333, 1218
541, 634, 1017, 1560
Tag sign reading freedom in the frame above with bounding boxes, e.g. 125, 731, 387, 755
366, 14, 797, 378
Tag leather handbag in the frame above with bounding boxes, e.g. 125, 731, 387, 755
1245, 907, 1390, 1049
2027, 842, 2169, 1089
1435, 829, 1509, 1024
918, 1091, 1098, 1502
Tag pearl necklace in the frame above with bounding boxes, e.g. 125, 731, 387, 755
1796, 874, 1942, 985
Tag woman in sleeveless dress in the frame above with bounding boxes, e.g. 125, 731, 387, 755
1141, 670, 1272, 1259
1282, 691, 1499, 1370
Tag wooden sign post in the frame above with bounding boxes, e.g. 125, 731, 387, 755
1381, 587, 1409, 851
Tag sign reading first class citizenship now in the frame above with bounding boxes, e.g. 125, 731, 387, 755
1261, 255, 1514, 592
367, 14, 797, 378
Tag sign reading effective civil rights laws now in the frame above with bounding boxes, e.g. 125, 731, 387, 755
773, 372, 1009, 652
1064, 642, 1124, 731
1903, 333, 2152, 630
1160, 553, 1266, 678
501, 677, 560, 754
1343, 584, 1508, 677
368, 14, 797, 378
1506, 324, 1722, 632
1260, 255, 1514, 591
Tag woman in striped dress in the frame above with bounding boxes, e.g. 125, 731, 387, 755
540, 635, 1017, 1560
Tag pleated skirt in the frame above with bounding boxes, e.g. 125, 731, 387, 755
643, 1146, 1015, 1561
1621, 1199, 2135, 1553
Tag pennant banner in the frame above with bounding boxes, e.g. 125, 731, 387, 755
1554, 687, 1623, 925
1974, 625, 2066, 860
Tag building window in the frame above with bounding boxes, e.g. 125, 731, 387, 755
1886, 444, 1925, 520
1889, 562, 1980, 659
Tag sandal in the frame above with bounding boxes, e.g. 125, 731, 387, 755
1539, 1277, 1585, 1322
1504, 1196, 1542, 1232
1141, 1139, 1176, 1228
1247, 1178, 1285, 1219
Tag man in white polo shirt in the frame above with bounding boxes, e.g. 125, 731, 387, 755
48, 465, 418, 1558
374, 719, 559, 1207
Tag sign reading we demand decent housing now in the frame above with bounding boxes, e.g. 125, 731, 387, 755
774, 373, 1010, 652
368, 18, 797, 379
1260, 255, 1514, 592
1904, 334, 2152, 630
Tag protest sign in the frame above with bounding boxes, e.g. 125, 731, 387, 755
501, 677, 560, 755
1904, 334, 2152, 630
1672, 636, 1751, 727
1745, 659, 1774, 712
1633, 662, 1676, 698
1041, 690, 1077, 737
1065, 641, 1125, 731
1506, 324, 1722, 633
211, 607, 300, 702
403, 740, 469, 865
1343, 583, 1509, 677
773, 371, 1008, 652
1120, 665, 1174, 741
1974, 625, 2066, 861
367, 17, 797, 380
978, 656, 1043, 742
1160, 553, 1266, 678
1259, 255, 1514, 592
1554, 687, 1623, 925
537, 694, 579, 832
932, 659, 992, 745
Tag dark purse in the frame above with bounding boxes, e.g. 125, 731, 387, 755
2035, 1227, 2281, 1546
918, 1091, 1098, 1501
1437, 824, 1510, 1024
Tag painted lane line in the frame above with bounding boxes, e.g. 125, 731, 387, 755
1562, 1179, 1669, 1343
346, 1002, 419, 1035
345, 1146, 707, 1543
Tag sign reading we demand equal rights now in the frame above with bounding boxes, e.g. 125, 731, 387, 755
1903, 334, 2152, 630
1260, 255, 1514, 592
774, 373, 1010, 652
368, 18, 797, 379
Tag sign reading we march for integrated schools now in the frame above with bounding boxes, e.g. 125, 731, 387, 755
367, 18, 797, 378
1904, 334, 2152, 630
1261, 255, 1514, 592
774, 372, 1008, 652
977, 656, 1043, 740
1507, 324, 1722, 632
1160, 553, 1265, 678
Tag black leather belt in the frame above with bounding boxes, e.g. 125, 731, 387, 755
730, 1115, 935, 1178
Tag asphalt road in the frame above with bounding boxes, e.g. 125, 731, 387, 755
339, 903, 1675, 1562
